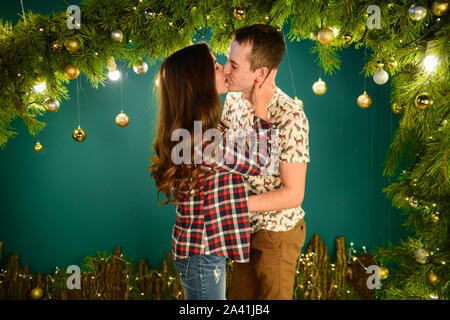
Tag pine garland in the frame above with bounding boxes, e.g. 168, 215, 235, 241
0, 0, 449, 300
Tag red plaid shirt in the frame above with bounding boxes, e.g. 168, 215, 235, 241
172, 116, 277, 263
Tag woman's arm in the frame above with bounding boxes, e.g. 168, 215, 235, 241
202, 68, 279, 176
202, 116, 276, 176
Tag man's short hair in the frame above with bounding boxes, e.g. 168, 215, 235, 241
233, 24, 286, 72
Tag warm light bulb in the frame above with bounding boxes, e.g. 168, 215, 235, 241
33, 81, 46, 93
424, 55, 438, 73
108, 69, 121, 81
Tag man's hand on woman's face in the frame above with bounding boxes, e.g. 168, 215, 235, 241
249, 67, 278, 118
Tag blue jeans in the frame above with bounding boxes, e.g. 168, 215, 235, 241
173, 254, 227, 300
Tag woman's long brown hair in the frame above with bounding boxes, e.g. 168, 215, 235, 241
149, 43, 227, 205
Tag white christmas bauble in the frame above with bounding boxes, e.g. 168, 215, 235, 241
45, 99, 60, 112
312, 78, 327, 95
133, 60, 148, 74
373, 68, 389, 85
111, 30, 124, 42
409, 5, 427, 21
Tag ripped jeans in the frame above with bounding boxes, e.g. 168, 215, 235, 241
173, 254, 226, 300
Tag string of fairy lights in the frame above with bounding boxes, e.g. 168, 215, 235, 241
295, 242, 373, 298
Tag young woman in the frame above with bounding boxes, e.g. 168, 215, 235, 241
149, 43, 277, 300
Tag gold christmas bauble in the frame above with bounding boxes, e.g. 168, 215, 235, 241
415, 92, 433, 110
64, 64, 80, 80
312, 78, 327, 95
72, 126, 87, 142
30, 287, 43, 300
45, 99, 60, 112
133, 60, 148, 74
35, 142, 43, 152
379, 265, 389, 280
431, 1, 449, 16
111, 29, 124, 42
392, 103, 405, 114
64, 38, 80, 52
318, 27, 335, 45
428, 271, 439, 285
357, 91, 372, 109
233, 8, 246, 20
115, 111, 130, 127
431, 213, 440, 222
388, 57, 398, 69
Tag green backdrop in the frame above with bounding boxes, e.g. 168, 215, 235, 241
0, 1, 408, 274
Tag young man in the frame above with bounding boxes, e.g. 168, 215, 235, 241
222, 24, 310, 300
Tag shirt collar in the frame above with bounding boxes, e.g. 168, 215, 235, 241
237, 87, 280, 112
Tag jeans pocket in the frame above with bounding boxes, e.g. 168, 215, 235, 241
174, 257, 190, 281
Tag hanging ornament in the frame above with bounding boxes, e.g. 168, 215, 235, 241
233, 8, 246, 20
30, 287, 43, 300
133, 60, 148, 74
409, 4, 427, 21
428, 271, 440, 285
373, 68, 389, 85
379, 265, 389, 280
388, 57, 398, 69
318, 27, 335, 45
414, 248, 429, 264
312, 78, 327, 95
44, 98, 60, 112
111, 29, 124, 42
431, 1, 449, 16
34, 142, 43, 152
431, 213, 440, 222
64, 64, 80, 80
115, 111, 130, 127
342, 33, 352, 43
357, 91, 372, 109
72, 125, 87, 142
415, 92, 433, 110
392, 103, 405, 114
64, 37, 81, 52
310, 31, 318, 40
50, 41, 63, 51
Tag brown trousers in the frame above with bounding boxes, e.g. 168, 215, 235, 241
229, 219, 306, 300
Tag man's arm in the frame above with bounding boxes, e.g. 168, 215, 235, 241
247, 162, 307, 212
